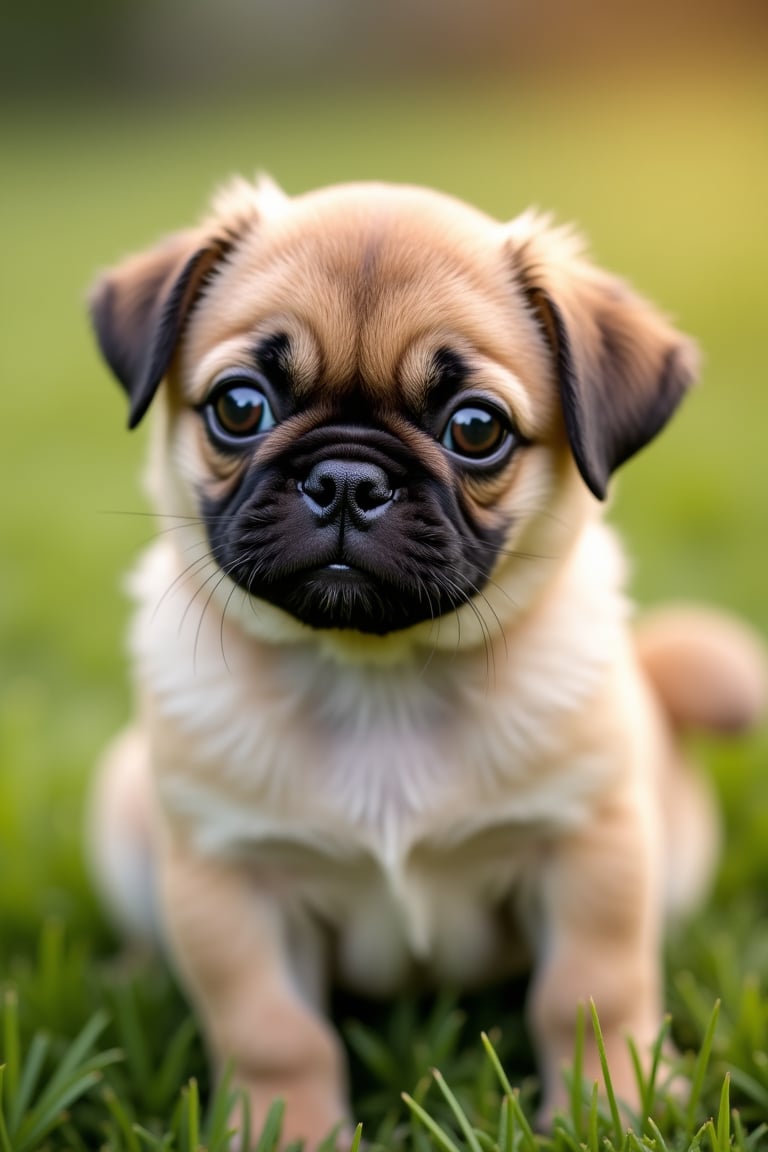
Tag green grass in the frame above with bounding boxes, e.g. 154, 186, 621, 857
2, 53, 768, 1148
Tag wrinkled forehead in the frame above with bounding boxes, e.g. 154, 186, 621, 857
181, 190, 551, 412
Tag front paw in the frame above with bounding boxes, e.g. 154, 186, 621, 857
536, 1020, 675, 1131
228, 1071, 352, 1151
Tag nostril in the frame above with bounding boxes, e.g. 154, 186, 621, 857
300, 464, 340, 514
354, 478, 393, 512
313, 476, 338, 509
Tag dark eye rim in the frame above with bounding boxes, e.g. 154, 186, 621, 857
200, 370, 280, 448
439, 397, 521, 470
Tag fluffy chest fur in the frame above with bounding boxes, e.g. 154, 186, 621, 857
129, 522, 632, 989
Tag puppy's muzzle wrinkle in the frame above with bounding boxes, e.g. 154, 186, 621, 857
299, 459, 398, 529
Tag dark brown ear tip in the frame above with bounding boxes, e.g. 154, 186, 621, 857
572, 447, 610, 501
585, 473, 609, 501
125, 360, 162, 429
126, 375, 160, 428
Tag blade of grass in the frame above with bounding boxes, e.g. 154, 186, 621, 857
715, 1074, 731, 1152
204, 1063, 237, 1149
238, 1088, 252, 1152
155, 1016, 198, 1110
496, 1091, 510, 1152
627, 1017, 671, 1123
0, 1067, 13, 1152
587, 1081, 600, 1152
113, 982, 152, 1099
402, 1092, 464, 1152
347, 1122, 363, 1152
253, 1097, 285, 1152
505, 1091, 538, 1152
645, 1117, 672, 1152
38, 1010, 110, 1098
684, 1000, 720, 1133
182, 1078, 200, 1152
589, 999, 623, 1145
15, 1068, 105, 1151
102, 1084, 142, 1152
474, 1131, 498, 1152
555, 1129, 585, 1152
626, 1133, 651, 1152
480, 1032, 514, 1096
480, 1034, 539, 1152
410, 1076, 444, 1152
12, 1011, 121, 1152
644, 1014, 672, 1119
431, 1067, 483, 1152
727, 1066, 768, 1112
2, 990, 19, 1109
569, 1002, 585, 1140
21, 1042, 122, 1143
701, 1119, 717, 1152
9, 1032, 49, 1133
134, 1122, 175, 1151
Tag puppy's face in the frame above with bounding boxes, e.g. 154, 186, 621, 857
91, 180, 697, 642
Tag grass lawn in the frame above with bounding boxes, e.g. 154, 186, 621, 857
1, 53, 768, 1149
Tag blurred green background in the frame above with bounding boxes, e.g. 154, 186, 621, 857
1, 0, 767, 943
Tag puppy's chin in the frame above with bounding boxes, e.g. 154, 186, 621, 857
222, 553, 489, 637
265, 564, 422, 635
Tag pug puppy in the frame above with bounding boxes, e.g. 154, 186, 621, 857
88, 178, 766, 1144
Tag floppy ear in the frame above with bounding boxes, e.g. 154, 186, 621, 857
89, 230, 231, 428
509, 217, 699, 500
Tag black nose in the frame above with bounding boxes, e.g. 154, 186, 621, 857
300, 459, 395, 527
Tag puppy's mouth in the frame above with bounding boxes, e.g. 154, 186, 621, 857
274, 561, 407, 634
316, 562, 361, 576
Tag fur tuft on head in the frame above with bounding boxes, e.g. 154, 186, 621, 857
208, 172, 288, 235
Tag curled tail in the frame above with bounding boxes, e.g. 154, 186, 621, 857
635, 605, 768, 736
636, 605, 767, 919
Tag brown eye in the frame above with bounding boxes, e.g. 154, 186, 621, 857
206, 381, 276, 442
442, 405, 509, 459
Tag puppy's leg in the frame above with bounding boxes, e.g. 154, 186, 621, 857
87, 726, 159, 943
659, 746, 720, 920
527, 796, 662, 1125
160, 836, 349, 1149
